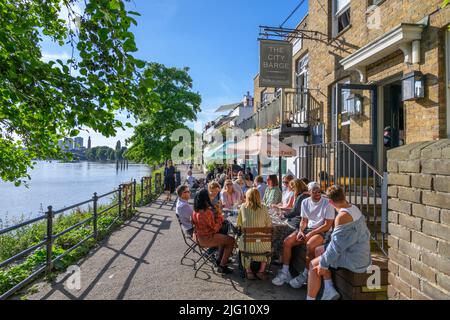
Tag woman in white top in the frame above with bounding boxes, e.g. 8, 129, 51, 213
271, 175, 295, 213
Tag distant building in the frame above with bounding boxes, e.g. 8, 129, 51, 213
87, 136, 92, 149
63, 138, 74, 151
74, 137, 84, 150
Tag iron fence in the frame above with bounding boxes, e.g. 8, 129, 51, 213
0, 175, 164, 300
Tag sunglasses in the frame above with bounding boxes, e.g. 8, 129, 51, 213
183, 190, 190, 194
283, 181, 289, 184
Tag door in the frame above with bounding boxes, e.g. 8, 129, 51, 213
337, 83, 378, 167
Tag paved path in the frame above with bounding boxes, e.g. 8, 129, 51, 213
24, 169, 306, 300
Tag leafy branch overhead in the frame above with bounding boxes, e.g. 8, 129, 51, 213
0, 0, 200, 184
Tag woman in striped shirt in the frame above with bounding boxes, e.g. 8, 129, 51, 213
237, 188, 272, 280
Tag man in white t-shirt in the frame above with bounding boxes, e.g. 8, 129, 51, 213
272, 181, 335, 288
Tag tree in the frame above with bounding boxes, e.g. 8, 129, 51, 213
0, 0, 148, 185
125, 63, 201, 165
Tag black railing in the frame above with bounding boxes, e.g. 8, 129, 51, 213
0, 175, 164, 300
238, 91, 315, 132
297, 141, 388, 256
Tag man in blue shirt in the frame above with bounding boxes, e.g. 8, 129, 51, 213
176, 185, 194, 237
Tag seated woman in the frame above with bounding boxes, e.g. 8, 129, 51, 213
271, 175, 296, 212
192, 189, 236, 274
262, 175, 282, 207
307, 185, 371, 300
282, 179, 310, 225
221, 179, 243, 209
237, 188, 272, 280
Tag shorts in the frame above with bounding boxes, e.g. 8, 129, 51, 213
303, 227, 331, 244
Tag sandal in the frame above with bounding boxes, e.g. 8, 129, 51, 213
256, 272, 268, 280
246, 271, 256, 280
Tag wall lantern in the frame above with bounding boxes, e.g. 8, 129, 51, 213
402, 71, 425, 101
346, 93, 364, 117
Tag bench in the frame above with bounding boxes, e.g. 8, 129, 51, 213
290, 246, 388, 300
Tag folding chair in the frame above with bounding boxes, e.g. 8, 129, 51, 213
175, 214, 201, 265
191, 225, 219, 278
239, 227, 273, 277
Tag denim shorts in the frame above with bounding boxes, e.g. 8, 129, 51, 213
303, 228, 331, 244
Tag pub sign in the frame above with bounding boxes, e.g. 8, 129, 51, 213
259, 40, 293, 88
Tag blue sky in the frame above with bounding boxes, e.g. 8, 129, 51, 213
42, 0, 308, 148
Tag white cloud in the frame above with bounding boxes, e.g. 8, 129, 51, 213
41, 51, 72, 62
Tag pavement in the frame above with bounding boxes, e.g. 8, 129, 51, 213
22, 168, 306, 300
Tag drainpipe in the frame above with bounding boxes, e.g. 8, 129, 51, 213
412, 40, 421, 64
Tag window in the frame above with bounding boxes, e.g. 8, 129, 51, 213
295, 55, 309, 110
261, 89, 267, 107
367, 0, 383, 7
332, 0, 351, 37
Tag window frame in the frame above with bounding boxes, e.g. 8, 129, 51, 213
332, 0, 351, 38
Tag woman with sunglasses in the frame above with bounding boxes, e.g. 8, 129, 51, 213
221, 179, 242, 210
262, 175, 282, 207
271, 175, 295, 214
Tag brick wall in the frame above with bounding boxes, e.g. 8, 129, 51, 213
387, 139, 450, 299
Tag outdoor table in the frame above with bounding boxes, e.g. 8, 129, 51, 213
225, 207, 295, 257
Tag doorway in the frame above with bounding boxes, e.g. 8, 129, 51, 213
382, 81, 405, 170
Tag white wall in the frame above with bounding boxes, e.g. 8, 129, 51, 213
283, 135, 306, 178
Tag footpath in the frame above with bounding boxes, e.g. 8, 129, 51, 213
24, 168, 305, 300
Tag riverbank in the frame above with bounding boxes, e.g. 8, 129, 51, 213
0, 167, 165, 298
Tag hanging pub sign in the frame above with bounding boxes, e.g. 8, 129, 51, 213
259, 40, 293, 88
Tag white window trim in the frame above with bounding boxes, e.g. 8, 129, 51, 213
335, 1, 350, 17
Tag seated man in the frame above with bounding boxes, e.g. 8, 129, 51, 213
185, 170, 198, 189
307, 186, 371, 300
272, 182, 335, 287
176, 185, 194, 237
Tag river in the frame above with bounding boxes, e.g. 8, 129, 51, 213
0, 161, 151, 225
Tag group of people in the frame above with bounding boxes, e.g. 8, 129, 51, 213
175, 167, 372, 300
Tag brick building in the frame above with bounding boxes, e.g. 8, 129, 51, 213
243, 0, 450, 299
251, 0, 449, 173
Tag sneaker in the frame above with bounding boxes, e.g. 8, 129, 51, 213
271, 270, 292, 286
217, 265, 233, 274
289, 272, 308, 289
321, 286, 341, 300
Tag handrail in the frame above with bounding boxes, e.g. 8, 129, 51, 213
0, 173, 163, 300
298, 141, 388, 256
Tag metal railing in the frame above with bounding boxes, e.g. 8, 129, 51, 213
238, 90, 317, 132
0, 175, 164, 300
297, 141, 388, 256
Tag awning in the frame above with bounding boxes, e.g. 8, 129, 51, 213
340, 23, 424, 82
227, 132, 297, 158
204, 141, 238, 161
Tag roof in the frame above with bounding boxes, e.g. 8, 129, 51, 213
215, 102, 241, 113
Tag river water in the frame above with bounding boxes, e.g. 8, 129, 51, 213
0, 161, 151, 225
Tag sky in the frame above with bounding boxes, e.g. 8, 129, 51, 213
41, 0, 309, 148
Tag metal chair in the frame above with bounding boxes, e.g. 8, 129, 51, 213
175, 214, 201, 265
239, 227, 273, 277
191, 224, 218, 278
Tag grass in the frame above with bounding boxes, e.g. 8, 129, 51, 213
0, 166, 165, 298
